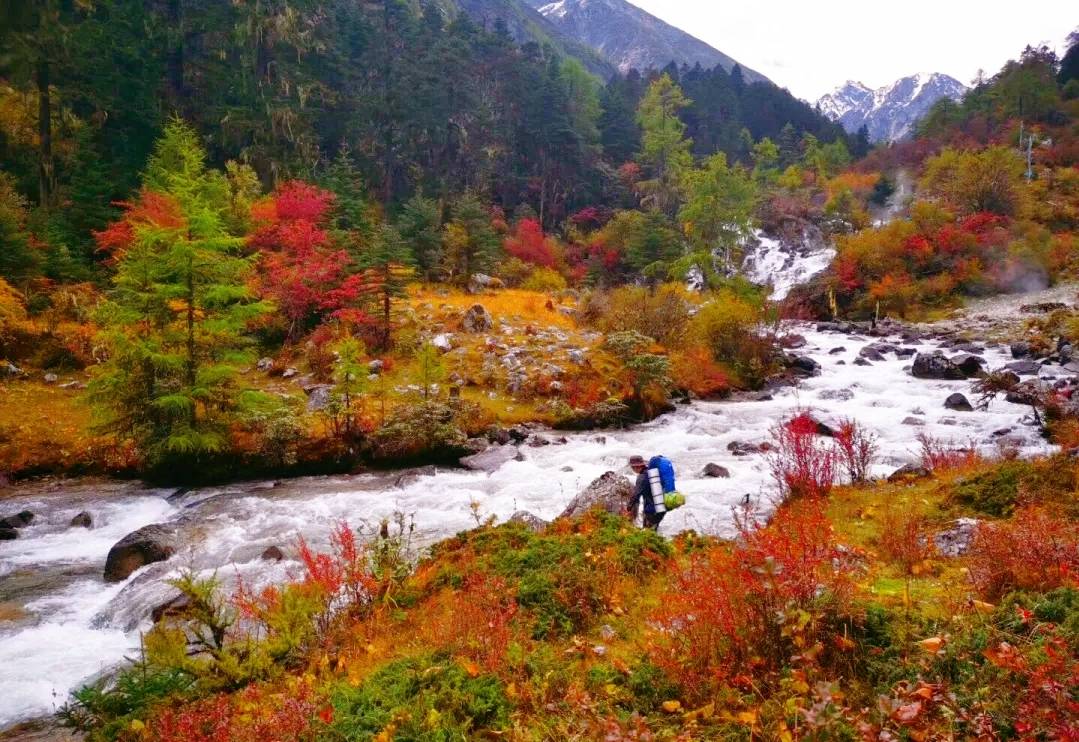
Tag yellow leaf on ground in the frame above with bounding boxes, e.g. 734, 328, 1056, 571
918, 636, 944, 653
662, 700, 682, 713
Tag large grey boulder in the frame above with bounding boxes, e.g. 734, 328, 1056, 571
1005, 360, 1041, 377
558, 472, 633, 519
104, 524, 178, 583
944, 393, 974, 412
508, 511, 549, 532
911, 352, 965, 380
459, 445, 521, 473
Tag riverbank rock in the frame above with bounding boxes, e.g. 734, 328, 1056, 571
467, 273, 505, 294
151, 593, 191, 623
104, 524, 178, 583
944, 393, 974, 412
508, 511, 549, 532
70, 511, 93, 528
1005, 360, 1041, 376
787, 355, 821, 377
558, 472, 632, 519
261, 546, 285, 561
933, 518, 979, 557
950, 354, 987, 377
462, 304, 494, 333
459, 444, 521, 473
911, 352, 965, 380
0, 528, 16, 540
702, 463, 731, 478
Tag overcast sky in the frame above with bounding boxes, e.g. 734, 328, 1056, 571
626, 0, 1075, 101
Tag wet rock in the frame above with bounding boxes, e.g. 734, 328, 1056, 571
0, 510, 34, 529
1060, 344, 1074, 364
902, 416, 926, 426
508, 511, 549, 532
558, 472, 633, 519
828, 347, 846, 355
462, 304, 494, 333
1005, 360, 1041, 377
261, 545, 285, 561
1010, 341, 1032, 359
151, 593, 192, 623
944, 392, 974, 412
853, 357, 872, 366
702, 463, 730, 478
950, 354, 987, 378
507, 426, 531, 443
728, 441, 771, 456
933, 518, 979, 557
911, 352, 965, 380
527, 434, 551, 448
788, 355, 821, 377
70, 511, 93, 528
895, 347, 917, 359
0, 528, 17, 540
780, 334, 807, 349
462, 438, 489, 456
459, 445, 521, 473
859, 347, 886, 362
104, 524, 178, 582
887, 464, 931, 483
1005, 379, 1044, 406
819, 389, 855, 402
1019, 301, 1068, 314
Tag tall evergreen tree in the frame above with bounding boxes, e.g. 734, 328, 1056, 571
441, 191, 501, 286
635, 74, 693, 216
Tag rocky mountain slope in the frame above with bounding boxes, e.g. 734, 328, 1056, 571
518, 0, 769, 82
817, 73, 968, 142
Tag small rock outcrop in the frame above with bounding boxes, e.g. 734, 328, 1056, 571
1005, 360, 1041, 377
933, 518, 979, 557
261, 546, 285, 561
887, 463, 931, 483
104, 524, 178, 583
911, 352, 965, 380
944, 392, 974, 412
508, 511, 549, 532
787, 355, 821, 377
467, 273, 505, 294
0, 511, 34, 530
558, 472, 633, 519
462, 304, 494, 333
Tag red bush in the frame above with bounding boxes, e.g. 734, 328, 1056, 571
769, 412, 837, 501
151, 681, 325, 742
504, 218, 559, 268
833, 418, 878, 484
967, 506, 1079, 599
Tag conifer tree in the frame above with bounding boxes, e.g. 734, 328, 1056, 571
358, 223, 414, 349
88, 119, 270, 464
635, 74, 693, 216
397, 194, 443, 281
441, 192, 501, 287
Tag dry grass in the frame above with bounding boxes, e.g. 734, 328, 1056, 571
408, 286, 579, 330
0, 378, 105, 477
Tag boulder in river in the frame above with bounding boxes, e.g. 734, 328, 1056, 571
558, 472, 632, 519
859, 347, 886, 362
104, 524, 178, 583
950, 354, 987, 378
0, 528, 17, 540
787, 355, 821, 377
1005, 360, 1041, 377
0, 511, 34, 530
702, 463, 731, 478
1010, 341, 1032, 359
151, 593, 192, 623
944, 392, 974, 412
459, 444, 521, 473
261, 545, 285, 561
911, 352, 965, 380
70, 511, 93, 528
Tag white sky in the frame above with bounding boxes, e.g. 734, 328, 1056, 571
626, 0, 1076, 101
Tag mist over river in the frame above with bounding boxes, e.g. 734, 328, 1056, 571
0, 325, 1056, 727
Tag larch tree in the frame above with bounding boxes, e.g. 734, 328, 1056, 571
677, 152, 758, 282
88, 119, 270, 464
635, 74, 693, 216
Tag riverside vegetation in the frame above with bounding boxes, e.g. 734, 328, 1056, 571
0, 5, 1078, 739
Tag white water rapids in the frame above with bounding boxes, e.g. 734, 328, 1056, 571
0, 325, 1058, 727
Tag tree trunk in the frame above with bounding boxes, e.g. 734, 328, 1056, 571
36, 56, 54, 209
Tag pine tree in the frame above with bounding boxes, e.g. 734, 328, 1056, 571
0, 173, 39, 283
441, 192, 501, 287
88, 119, 270, 465
397, 193, 443, 281
358, 223, 414, 349
678, 153, 758, 281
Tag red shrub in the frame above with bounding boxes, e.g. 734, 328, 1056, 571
769, 412, 837, 501
833, 418, 878, 484
670, 348, 732, 398
504, 218, 559, 268
917, 433, 979, 473
877, 509, 936, 575
151, 681, 324, 742
967, 506, 1079, 599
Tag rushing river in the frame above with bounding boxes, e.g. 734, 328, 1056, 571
0, 325, 1058, 727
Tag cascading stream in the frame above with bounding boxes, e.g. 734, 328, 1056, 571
0, 326, 1056, 727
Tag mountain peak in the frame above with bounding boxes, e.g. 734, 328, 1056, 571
817, 72, 967, 142
522, 0, 770, 83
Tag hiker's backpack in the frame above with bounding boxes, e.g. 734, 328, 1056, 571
646, 456, 685, 512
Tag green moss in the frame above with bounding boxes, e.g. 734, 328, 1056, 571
329, 654, 510, 741
949, 459, 1034, 516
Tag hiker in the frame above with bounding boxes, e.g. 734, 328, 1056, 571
627, 454, 666, 531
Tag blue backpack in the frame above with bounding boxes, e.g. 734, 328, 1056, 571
648, 456, 676, 493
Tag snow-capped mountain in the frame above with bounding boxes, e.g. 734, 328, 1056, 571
817, 73, 968, 142
521, 0, 770, 82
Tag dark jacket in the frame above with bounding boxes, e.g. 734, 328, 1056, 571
629, 470, 655, 515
